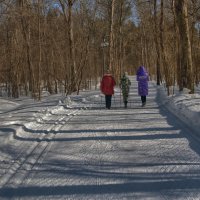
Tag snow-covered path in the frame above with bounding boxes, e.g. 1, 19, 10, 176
1, 77, 200, 200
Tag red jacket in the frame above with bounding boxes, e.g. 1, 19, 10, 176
100, 74, 116, 95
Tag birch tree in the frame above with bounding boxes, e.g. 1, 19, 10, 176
59, 0, 77, 94
109, 0, 115, 73
153, 0, 161, 85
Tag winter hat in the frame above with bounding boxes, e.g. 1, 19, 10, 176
137, 66, 147, 76
106, 68, 110, 74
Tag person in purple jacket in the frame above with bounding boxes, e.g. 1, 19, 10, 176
136, 66, 149, 107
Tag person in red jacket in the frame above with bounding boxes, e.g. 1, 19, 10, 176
100, 69, 116, 109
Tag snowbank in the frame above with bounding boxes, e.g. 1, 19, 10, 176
157, 84, 200, 134
0, 98, 19, 113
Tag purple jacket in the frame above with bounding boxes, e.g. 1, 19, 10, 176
136, 66, 149, 96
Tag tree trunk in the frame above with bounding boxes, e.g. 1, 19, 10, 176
175, 0, 194, 93
59, 0, 77, 94
160, 0, 171, 95
68, 0, 77, 93
37, 0, 41, 100
109, 0, 115, 73
118, 0, 124, 78
153, 0, 161, 85
172, 0, 181, 90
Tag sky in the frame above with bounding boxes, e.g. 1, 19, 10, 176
0, 76, 200, 199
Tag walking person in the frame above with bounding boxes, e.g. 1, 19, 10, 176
100, 69, 116, 109
120, 72, 131, 108
136, 66, 149, 107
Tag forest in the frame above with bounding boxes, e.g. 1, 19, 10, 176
0, 0, 200, 99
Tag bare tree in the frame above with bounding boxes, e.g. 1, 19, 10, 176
159, 0, 172, 95
175, 0, 194, 92
59, 0, 77, 94
153, 0, 161, 85
108, 0, 115, 73
0, 0, 199, 99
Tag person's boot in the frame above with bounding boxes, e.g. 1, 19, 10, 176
124, 101, 127, 108
142, 102, 146, 107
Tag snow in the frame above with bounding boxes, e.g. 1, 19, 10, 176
0, 76, 200, 200
156, 83, 200, 133
0, 99, 19, 114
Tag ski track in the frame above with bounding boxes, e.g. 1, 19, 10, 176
0, 107, 81, 188
0, 77, 200, 199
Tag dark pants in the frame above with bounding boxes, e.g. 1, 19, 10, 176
141, 96, 146, 103
105, 95, 112, 109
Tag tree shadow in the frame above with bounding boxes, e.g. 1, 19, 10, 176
0, 175, 200, 198
155, 90, 200, 158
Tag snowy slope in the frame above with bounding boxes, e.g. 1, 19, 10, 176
0, 76, 200, 200
156, 83, 200, 134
